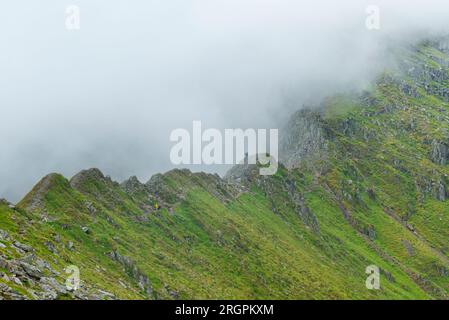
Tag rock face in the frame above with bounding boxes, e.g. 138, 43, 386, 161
120, 176, 148, 196
147, 169, 239, 207
279, 109, 328, 169
145, 173, 179, 205
0, 228, 9, 241
225, 162, 259, 186
285, 179, 320, 234
20, 173, 62, 212
400, 42, 449, 102
430, 140, 449, 166
69, 168, 107, 190
108, 251, 153, 297
415, 174, 449, 202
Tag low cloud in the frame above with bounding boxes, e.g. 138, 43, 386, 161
1, 0, 449, 202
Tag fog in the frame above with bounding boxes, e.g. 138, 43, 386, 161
1, 0, 449, 202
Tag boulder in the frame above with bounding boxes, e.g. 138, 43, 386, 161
13, 241, 34, 253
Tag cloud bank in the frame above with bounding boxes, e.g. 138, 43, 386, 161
1, 0, 449, 202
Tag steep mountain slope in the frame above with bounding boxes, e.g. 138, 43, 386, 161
1, 39, 449, 300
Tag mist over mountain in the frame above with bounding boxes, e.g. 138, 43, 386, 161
2, 36, 449, 299
2, 1, 449, 202
1, 1, 449, 301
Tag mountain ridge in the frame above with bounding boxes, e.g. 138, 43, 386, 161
1, 38, 449, 299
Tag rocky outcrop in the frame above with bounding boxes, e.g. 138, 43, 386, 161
415, 174, 449, 202
280, 109, 328, 169
399, 44, 449, 101
19, 173, 62, 212
430, 140, 449, 166
108, 251, 153, 298
69, 168, 108, 189
120, 176, 149, 196
70, 168, 131, 212
0, 228, 9, 241
0, 228, 111, 300
145, 173, 180, 205
285, 179, 320, 233
225, 161, 259, 187
0, 199, 12, 207
148, 169, 239, 206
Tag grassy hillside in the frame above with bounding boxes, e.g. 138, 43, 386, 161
0, 39, 448, 300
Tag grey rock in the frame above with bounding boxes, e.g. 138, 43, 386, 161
53, 234, 61, 243
1, 273, 10, 282
21, 254, 36, 264
85, 202, 97, 215
0, 229, 9, 241
436, 181, 447, 201
402, 240, 415, 256
40, 277, 67, 296
120, 176, 149, 196
0, 283, 25, 300
45, 241, 58, 254
280, 109, 328, 169
364, 225, 377, 240
97, 289, 115, 300
108, 250, 153, 297
20, 262, 43, 279
0, 256, 10, 270
70, 168, 106, 189
12, 276, 23, 286
22, 173, 60, 212
81, 226, 90, 234
286, 179, 320, 234
13, 241, 33, 253
430, 140, 448, 165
